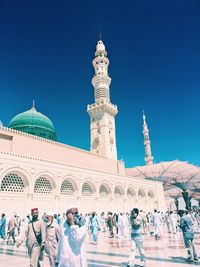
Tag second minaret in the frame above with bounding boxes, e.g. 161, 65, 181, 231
143, 111, 154, 165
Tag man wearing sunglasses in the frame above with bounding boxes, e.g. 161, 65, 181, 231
56, 205, 87, 267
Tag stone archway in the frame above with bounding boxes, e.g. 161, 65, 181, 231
0, 171, 29, 216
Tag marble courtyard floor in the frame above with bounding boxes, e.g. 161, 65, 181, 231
0, 229, 200, 267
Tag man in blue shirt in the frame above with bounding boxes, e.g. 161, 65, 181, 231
0, 213, 6, 240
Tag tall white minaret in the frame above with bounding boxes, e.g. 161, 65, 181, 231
87, 38, 118, 159
143, 111, 154, 165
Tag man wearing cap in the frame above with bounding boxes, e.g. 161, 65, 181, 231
56, 205, 87, 267
41, 212, 60, 267
17, 208, 46, 267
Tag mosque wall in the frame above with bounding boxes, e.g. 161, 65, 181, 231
0, 151, 166, 217
0, 127, 125, 175
0, 132, 12, 151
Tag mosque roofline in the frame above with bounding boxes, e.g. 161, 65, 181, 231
0, 151, 163, 187
0, 125, 109, 160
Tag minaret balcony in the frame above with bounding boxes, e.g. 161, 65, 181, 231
87, 101, 118, 117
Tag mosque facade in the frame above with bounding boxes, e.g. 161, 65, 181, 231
0, 39, 166, 216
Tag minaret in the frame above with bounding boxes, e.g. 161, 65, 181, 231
87, 38, 118, 159
143, 111, 154, 165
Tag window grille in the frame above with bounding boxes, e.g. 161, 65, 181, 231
138, 189, 145, 198
1, 173, 25, 192
148, 191, 154, 198
34, 177, 53, 194
61, 179, 75, 195
114, 186, 123, 197
82, 182, 93, 196
127, 188, 136, 198
99, 184, 110, 197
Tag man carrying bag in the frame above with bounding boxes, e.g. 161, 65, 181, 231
17, 208, 46, 267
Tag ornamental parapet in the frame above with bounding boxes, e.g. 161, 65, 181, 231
87, 102, 118, 117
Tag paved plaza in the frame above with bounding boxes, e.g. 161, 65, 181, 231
0, 228, 200, 267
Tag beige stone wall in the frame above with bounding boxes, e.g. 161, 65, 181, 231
0, 152, 166, 217
0, 127, 166, 217
0, 127, 125, 175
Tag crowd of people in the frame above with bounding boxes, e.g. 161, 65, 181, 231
0, 207, 199, 267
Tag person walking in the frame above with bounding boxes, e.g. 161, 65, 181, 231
178, 210, 198, 263
41, 212, 60, 267
118, 213, 126, 238
17, 208, 46, 267
127, 208, 146, 267
107, 212, 114, 238
169, 211, 177, 234
152, 209, 162, 239
0, 213, 6, 240
89, 212, 100, 245
7, 213, 17, 245
100, 212, 106, 233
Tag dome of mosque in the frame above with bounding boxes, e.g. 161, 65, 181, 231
8, 105, 57, 141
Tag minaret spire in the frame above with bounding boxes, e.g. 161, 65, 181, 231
143, 111, 154, 165
87, 39, 118, 160
32, 99, 35, 109
98, 31, 102, 40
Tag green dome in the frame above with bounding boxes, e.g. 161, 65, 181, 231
8, 107, 57, 141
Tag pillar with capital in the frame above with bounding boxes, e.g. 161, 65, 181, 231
54, 195, 60, 213
26, 193, 33, 214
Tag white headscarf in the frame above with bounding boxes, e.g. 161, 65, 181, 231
66, 204, 78, 212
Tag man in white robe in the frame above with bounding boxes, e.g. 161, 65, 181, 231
41, 212, 60, 267
152, 209, 162, 239
56, 205, 87, 267
169, 211, 177, 234
118, 213, 126, 238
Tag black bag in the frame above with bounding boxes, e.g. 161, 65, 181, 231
32, 222, 42, 245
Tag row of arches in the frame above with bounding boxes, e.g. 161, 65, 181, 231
0, 172, 155, 199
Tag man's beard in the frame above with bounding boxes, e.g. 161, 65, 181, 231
32, 215, 38, 221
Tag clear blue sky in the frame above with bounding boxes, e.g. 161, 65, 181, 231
0, 0, 199, 168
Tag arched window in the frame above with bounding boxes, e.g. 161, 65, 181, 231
148, 190, 155, 198
127, 188, 136, 198
114, 186, 123, 198
138, 189, 146, 198
99, 184, 110, 197
61, 179, 76, 195
82, 182, 94, 196
1, 173, 25, 193
34, 177, 53, 194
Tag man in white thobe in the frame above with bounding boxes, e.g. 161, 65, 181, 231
169, 211, 177, 234
41, 212, 60, 267
118, 213, 126, 238
56, 205, 87, 267
152, 209, 162, 239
